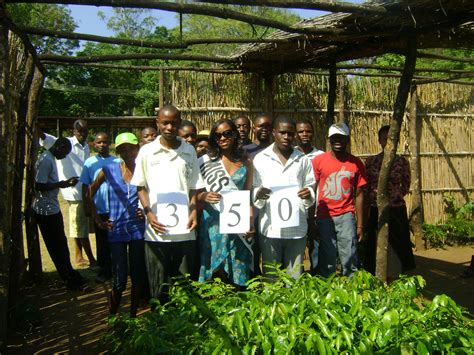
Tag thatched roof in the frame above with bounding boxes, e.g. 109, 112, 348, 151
232, 0, 474, 73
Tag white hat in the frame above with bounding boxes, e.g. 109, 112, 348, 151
328, 122, 350, 137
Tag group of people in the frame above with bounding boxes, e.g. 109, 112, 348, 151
32, 105, 415, 317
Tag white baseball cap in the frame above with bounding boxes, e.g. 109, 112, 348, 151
328, 122, 350, 137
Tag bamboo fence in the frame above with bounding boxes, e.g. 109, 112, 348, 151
169, 71, 473, 224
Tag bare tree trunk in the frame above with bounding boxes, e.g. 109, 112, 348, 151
408, 84, 426, 251
376, 35, 417, 281
24, 67, 45, 283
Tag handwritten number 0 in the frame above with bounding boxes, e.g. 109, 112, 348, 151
166, 203, 179, 227
278, 198, 292, 221
228, 203, 241, 227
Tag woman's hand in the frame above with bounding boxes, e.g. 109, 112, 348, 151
204, 192, 222, 204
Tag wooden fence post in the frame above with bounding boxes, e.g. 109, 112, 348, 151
8, 55, 34, 306
0, 9, 10, 348
408, 84, 426, 250
376, 35, 417, 281
24, 67, 45, 282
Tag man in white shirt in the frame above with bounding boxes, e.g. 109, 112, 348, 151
40, 120, 95, 267
253, 116, 316, 279
33, 137, 87, 291
295, 119, 324, 275
132, 105, 203, 303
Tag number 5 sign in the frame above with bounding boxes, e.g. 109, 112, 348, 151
156, 192, 189, 235
219, 190, 250, 234
269, 185, 300, 228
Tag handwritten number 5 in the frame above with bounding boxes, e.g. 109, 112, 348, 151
228, 203, 241, 227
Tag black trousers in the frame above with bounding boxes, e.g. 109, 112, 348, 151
144, 240, 196, 304
35, 212, 83, 287
365, 205, 416, 274
95, 214, 112, 277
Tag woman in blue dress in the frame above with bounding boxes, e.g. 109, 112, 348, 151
198, 119, 255, 287
90, 133, 146, 318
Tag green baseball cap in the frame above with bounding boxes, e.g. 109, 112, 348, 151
115, 132, 139, 148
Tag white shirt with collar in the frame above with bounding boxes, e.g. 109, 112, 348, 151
131, 136, 204, 242
41, 133, 90, 201
253, 143, 316, 239
296, 146, 324, 160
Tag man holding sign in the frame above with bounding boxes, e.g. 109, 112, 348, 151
253, 116, 316, 280
132, 105, 203, 303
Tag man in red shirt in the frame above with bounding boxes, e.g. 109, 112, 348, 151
312, 122, 366, 277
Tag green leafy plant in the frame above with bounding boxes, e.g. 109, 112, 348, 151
103, 270, 474, 354
423, 196, 474, 248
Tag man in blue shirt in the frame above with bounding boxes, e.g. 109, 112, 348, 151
80, 132, 117, 282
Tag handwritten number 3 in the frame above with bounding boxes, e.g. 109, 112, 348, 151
166, 203, 179, 227
228, 203, 241, 227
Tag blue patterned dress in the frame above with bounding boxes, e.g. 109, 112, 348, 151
199, 165, 252, 286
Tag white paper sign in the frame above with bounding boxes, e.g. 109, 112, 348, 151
269, 185, 300, 228
156, 192, 189, 235
219, 190, 250, 234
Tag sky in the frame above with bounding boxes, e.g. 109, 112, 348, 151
68, 5, 331, 36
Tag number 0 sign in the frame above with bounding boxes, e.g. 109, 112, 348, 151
156, 192, 189, 235
269, 185, 300, 228
219, 190, 250, 234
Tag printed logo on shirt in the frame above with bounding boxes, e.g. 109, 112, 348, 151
323, 167, 354, 201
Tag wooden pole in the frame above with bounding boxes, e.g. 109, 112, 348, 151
24, 67, 45, 282
159, 69, 165, 108
7, 0, 343, 36
0, 9, 11, 348
376, 35, 417, 281
326, 61, 337, 149
264, 75, 274, 118
8, 55, 34, 307
408, 84, 426, 251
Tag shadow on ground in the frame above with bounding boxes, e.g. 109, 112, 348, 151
5, 268, 135, 354
413, 249, 473, 314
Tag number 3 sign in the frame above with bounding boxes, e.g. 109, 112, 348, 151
219, 190, 250, 234
156, 192, 189, 235
269, 185, 300, 228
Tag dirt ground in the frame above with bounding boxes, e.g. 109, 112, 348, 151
5, 198, 474, 353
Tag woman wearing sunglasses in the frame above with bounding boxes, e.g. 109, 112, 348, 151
197, 118, 255, 288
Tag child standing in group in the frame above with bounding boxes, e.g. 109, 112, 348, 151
90, 133, 146, 317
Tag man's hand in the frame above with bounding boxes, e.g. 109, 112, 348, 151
256, 187, 271, 200
187, 211, 198, 231
95, 216, 113, 231
58, 177, 79, 188
146, 211, 168, 234
357, 226, 363, 242
297, 187, 311, 200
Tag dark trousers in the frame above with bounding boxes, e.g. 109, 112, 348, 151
35, 212, 82, 287
144, 240, 196, 304
95, 214, 112, 277
365, 205, 416, 274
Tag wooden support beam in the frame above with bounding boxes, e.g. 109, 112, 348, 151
21, 26, 306, 49
39, 52, 238, 64
336, 64, 474, 74
408, 84, 425, 251
6, 0, 343, 36
417, 51, 474, 63
196, 0, 393, 14
375, 34, 417, 281
326, 61, 336, 127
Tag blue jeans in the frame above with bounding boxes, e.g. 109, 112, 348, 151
110, 239, 146, 292
317, 212, 358, 277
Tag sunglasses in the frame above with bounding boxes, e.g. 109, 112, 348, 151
215, 129, 234, 140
